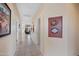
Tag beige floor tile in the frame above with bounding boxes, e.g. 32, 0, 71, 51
15, 34, 42, 56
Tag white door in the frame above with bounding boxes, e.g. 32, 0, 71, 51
16, 19, 22, 44
36, 18, 40, 48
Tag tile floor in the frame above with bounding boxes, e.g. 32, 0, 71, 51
15, 34, 42, 56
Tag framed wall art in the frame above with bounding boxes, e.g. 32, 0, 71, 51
0, 3, 11, 37
48, 16, 62, 38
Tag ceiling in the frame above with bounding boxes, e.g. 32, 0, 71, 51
16, 3, 41, 20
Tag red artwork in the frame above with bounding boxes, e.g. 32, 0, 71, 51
48, 16, 62, 38
0, 3, 11, 37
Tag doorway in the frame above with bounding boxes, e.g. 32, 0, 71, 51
36, 18, 40, 48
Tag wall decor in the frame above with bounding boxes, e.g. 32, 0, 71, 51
0, 3, 11, 37
48, 16, 62, 38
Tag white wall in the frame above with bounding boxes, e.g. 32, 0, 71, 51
0, 4, 19, 56
32, 3, 79, 56
32, 17, 40, 45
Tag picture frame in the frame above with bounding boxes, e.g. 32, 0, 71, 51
0, 3, 11, 37
48, 16, 62, 38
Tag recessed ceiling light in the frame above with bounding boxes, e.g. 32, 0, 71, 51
23, 14, 31, 17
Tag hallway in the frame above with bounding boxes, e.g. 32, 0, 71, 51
15, 34, 42, 56
1, 3, 79, 56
